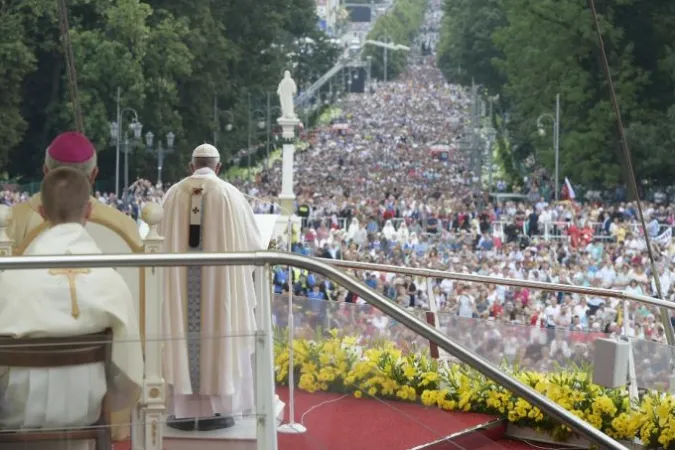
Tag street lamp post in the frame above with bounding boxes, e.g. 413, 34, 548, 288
145, 131, 175, 185
249, 94, 282, 172
486, 128, 497, 191
213, 96, 235, 148
111, 86, 143, 196
383, 34, 389, 82
265, 92, 282, 169
537, 93, 561, 200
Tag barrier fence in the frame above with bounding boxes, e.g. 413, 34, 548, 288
304, 217, 674, 242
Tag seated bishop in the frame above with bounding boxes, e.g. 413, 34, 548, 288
9, 131, 141, 252
159, 144, 264, 431
0, 167, 144, 449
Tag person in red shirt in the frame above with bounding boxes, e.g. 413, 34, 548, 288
580, 224, 594, 247
567, 221, 580, 248
490, 299, 504, 318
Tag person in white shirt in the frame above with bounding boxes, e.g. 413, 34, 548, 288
0, 167, 143, 448
544, 299, 560, 328
456, 285, 476, 318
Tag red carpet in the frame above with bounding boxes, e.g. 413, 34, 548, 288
112, 387, 537, 450
276, 386, 498, 450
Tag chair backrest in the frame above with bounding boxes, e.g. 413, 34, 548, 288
0, 329, 112, 369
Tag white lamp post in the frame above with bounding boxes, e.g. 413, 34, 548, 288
537, 93, 561, 200
145, 131, 175, 185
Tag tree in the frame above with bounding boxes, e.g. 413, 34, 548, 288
1, 0, 336, 185
437, 0, 505, 93
363, 0, 427, 81
438, 0, 675, 189
0, 5, 36, 169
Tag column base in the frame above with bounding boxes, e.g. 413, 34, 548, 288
273, 215, 301, 248
278, 196, 295, 216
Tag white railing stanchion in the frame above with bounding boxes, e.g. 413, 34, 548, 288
0, 205, 12, 257
278, 217, 306, 435
254, 265, 278, 449
140, 203, 165, 450
621, 300, 639, 403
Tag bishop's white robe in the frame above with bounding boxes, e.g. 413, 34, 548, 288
160, 167, 264, 419
0, 223, 144, 449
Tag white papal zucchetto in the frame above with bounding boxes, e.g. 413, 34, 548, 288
192, 143, 220, 159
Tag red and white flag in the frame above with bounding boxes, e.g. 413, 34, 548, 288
561, 177, 576, 200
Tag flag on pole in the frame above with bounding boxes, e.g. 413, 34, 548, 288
561, 177, 576, 200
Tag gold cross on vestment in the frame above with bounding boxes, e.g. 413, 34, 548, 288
48, 268, 92, 319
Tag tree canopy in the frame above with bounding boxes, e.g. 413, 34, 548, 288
437, 0, 675, 190
364, 0, 428, 81
0, 0, 338, 184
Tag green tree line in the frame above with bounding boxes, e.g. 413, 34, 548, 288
438, 0, 675, 190
1, 0, 339, 185
364, 0, 428, 81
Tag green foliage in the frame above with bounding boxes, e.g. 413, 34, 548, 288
437, 0, 675, 189
364, 0, 428, 80
0, 0, 338, 185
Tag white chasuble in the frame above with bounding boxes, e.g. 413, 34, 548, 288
159, 167, 264, 418
0, 223, 143, 449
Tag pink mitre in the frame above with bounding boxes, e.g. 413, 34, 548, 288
46, 131, 96, 164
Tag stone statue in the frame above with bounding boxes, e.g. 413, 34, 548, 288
277, 70, 297, 119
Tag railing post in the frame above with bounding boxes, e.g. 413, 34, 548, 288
140, 204, 165, 450
425, 277, 444, 360
255, 264, 278, 450
0, 205, 12, 257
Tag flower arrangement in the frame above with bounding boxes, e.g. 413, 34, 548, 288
274, 330, 675, 449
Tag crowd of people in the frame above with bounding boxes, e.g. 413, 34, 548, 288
2, 2, 675, 392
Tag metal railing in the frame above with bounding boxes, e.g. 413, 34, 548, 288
325, 258, 675, 313
324, 257, 675, 349
0, 251, 628, 450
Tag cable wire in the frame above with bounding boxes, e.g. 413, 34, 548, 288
56, 0, 85, 133
586, 0, 675, 348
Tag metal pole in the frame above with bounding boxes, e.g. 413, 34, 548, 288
115, 86, 121, 197
157, 143, 163, 185
383, 35, 388, 82
247, 92, 252, 176
488, 136, 494, 191
470, 81, 477, 187
213, 95, 218, 148
0, 250, 632, 450
123, 137, 129, 191
266, 92, 271, 169
488, 98, 494, 190
554, 93, 560, 201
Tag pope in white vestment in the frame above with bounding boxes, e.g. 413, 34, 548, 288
160, 144, 264, 428
0, 223, 143, 448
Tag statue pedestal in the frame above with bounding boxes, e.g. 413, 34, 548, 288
276, 116, 300, 216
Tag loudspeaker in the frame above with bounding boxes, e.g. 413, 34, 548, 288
592, 338, 630, 389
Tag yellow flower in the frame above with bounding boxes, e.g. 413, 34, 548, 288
274, 334, 672, 445
403, 365, 417, 380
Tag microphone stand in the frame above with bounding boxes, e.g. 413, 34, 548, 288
245, 194, 306, 434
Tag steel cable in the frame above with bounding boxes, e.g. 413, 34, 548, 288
586, 0, 675, 347
56, 0, 85, 133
